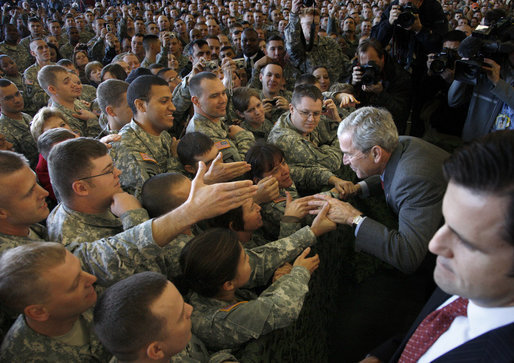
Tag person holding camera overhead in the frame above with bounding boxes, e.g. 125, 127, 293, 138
448, 10, 514, 142
351, 39, 412, 134
372, 0, 447, 136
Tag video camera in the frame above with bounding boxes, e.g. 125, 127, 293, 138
454, 17, 514, 84
395, 2, 419, 29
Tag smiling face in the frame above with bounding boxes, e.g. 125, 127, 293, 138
429, 182, 514, 307
338, 130, 377, 179
313, 67, 330, 92
289, 96, 322, 136
262, 156, 293, 189
193, 77, 227, 120
242, 96, 265, 127
140, 85, 176, 134
259, 63, 283, 96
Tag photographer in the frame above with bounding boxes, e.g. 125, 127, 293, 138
412, 30, 469, 139
351, 39, 412, 134
372, 0, 447, 135
448, 16, 514, 141
372, 0, 448, 70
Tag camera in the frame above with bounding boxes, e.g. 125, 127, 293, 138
396, 2, 419, 28
264, 99, 278, 106
202, 60, 219, 71
303, 0, 315, 7
232, 58, 246, 68
360, 61, 381, 85
430, 48, 459, 73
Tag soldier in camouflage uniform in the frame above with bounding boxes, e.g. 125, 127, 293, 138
232, 87, 274, 140
0, 80, 38, 168
59, 27, 81, 60
23, 39, 54, 116
285, 0, 350, 82
0, 24, 32, 73
268, 85, 355, 194
186, 72, 255, 163
250, 63, 292, 123
94, 272, 237, 363
38, 65, 102, 137
110, 75, 184, 198
46, 138, 149, 247
182, 218, 334, 353
17, 18, 45, 72
87, 18, 107, 63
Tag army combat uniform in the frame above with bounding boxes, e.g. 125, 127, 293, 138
189, 226, 317, 351
268, 112, 342, 191
0, 112, 38, 168
0, 220, 170, 362
46, 203, 149, 248
186, 113, 255, 163
50, 99, 103, 138
240, 118, 274, 140
23, 62, 52, 116
285, 13, 350, 82
110, 120, 184, 198
0, 42, 32, 72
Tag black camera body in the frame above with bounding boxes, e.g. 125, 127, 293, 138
360, 61, 381, 85
430, 48, 459, 73
303, 0, 315, 7
396, 2, 419, 28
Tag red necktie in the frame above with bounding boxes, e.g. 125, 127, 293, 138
399, 297, 469, 363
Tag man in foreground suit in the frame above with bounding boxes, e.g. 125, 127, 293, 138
364, 130, 514, 362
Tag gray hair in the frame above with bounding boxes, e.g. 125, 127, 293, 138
337, 107, 399, 153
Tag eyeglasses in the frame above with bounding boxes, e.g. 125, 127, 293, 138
294, 107, 322, 119
342, 148, 371, 161
77, 166, 115, 181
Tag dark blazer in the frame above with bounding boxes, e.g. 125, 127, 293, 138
372, 288, 514, 362
236, 49, 265, 79
356, 136, 449, 274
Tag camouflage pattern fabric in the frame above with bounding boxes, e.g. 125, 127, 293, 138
23, 63, 51, 116
50, 99, 103, 138
0, 112, 38, 168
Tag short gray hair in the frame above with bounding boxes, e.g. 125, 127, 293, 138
337, 107, 399, 153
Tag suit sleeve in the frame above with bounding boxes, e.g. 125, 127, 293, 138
355, 175, 444, 274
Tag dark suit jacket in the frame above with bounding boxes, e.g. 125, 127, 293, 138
236, 50, 265, 79
356, 136, 449, 274
372, 288, 514, 362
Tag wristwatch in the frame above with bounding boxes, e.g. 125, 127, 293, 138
352, 214, 365, 228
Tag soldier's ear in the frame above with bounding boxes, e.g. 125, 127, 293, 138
146, 341, 166, 360
0, 208, 8, 220
134, 98, 147, 114
222, 280, 235, 292
371, 145, 383, 163
105, 105, 116, 117
24, 305, 49, 322
71, 180, 90, 196
47, 84, 58, 96
191, 95, 200, 107
289, 103, 294, 114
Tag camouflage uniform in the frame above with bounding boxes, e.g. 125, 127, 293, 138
160, 232, 194, 280
0, 42, 32, 72
4, 73, 24, 93
46, 203, 149, 248
240, 118, 274, 140
171, 75, 194, 131
50, 99, 103, 138
80, 84, 97, 104
285, 13, 350, 82
79, 30, 95, 44
140, 47, 169, 68
186, 113, 255, 163
0, 310, 110, 362
110, 120, 184, 198
16, 36, 36, 71
59, 42, 75, 60
23, 62, 52, 115
0, 220, 167, 362
268, 112, 342, 191
257, 89, 292, 123
0, 112, 38, 168
247, 62, 301, 92
189, 226, 316, 351
0, 224, 47, 256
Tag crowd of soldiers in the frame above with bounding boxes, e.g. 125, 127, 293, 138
0, 0, 513, 361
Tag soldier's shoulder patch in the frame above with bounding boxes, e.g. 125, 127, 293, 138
219, 301, 248, 312
139, 152, 158, 163
214, 139, 231, 150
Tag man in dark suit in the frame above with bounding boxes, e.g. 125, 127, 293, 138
362, 130, 514, 362
311, 106, 449, 274
237, 28, 265, 80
